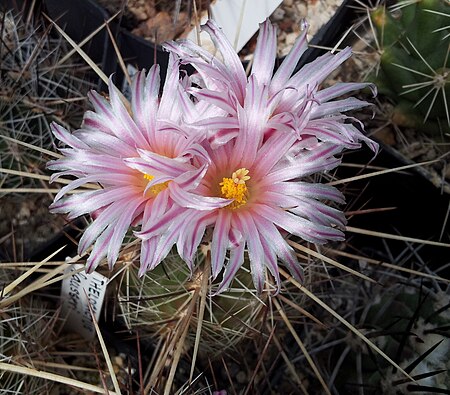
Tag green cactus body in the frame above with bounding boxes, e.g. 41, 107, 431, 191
330, 282, 450, 393
369, 0, 450, 133
120, 251, 268, 356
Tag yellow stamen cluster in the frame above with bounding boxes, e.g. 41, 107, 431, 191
232, 168, 250, 184
219, 168, 250, 209
144, 174, 169, 197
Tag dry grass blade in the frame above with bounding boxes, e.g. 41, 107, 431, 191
0, 188, 90, 194
0, 167, 54, 182
330, 249, 450, 283
0, 361, 118, 394
0, 167, 100, 189
243, 323, 276, 395
189, 257, 210, 383
84, 289, 122, 395
0, 261, 66, 267
58, 11, 120, 65
43, 13, 109, 85
2, 245, 65, 297
105, 23, 132, 87
277, 294, 325, 327
279, 268, 415, 383
13, 24, 52, 83
30, 360, 100, 372
346, 226, 450, 248
273, 298, 331, 395
164, 289, 199, 395
269, 326, 309, 394
288, 240, 376, 283
328, 158, 440, 186
233, 0, 247, 50
0, 256, 82, 309
0, 134, 62, 158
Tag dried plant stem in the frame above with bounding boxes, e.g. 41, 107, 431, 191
163, 289, 199, 395
0, 134, 61, 158
85, 289, 122, 395
0, 167, 100, 189
0, 255, 84, 309
269, 326, 309, 394
279, 268, 415, 383
57, 11, 120, 66
346, 226, 450, 248
289, 240, 375, 283
44, 13, 109, 85
189, 255, 210, 383
105, 23, 132, 86
328, 158, 441, 186
0, 362, 118, 394
273, 298, 331, 395
330, 249, 450, 283
2, 245, 65, 297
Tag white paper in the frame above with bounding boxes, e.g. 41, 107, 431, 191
60, 263, 108, 339
187, 0, 282, 53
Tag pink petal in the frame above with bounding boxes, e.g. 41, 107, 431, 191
315, 82, 376, 103
125, 149, 194, 178
236, 212, 265, 293
189, 88, 238, 115
211, 210, 232, 278
255, 203, 344, 244
74, 129, 136, 157
310, 97, 372, 119
169, 182, 231, 210
177, 211, 216, 266
51, 123, 88, 150
85, 224, 115, 273
137, 205, 187, 239
213, 242, 245, 295
108, 78, 149, 148
270, 28, 308, 94
132, 66, 160, 140
270, 182, 345, 203
252, 19, 277, 85
202, 20, 247, 102
253, 131, 297, 177
78, 204, 117, 255
267, 143, 343, 182
253, 214, 304, 282
107, 199, 145, 268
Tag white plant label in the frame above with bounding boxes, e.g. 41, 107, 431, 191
187, 0, 282, 53
60, 263, 108, 339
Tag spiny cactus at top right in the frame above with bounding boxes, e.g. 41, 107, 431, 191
369, 0, 449, 133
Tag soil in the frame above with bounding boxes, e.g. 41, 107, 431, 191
0, 194, 67, 261
97, 0, 344, 49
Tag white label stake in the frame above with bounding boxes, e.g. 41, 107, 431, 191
60, 263, 108, 339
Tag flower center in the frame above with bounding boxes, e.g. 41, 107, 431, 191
143, 174, 169, 197
219, 168, 250, 209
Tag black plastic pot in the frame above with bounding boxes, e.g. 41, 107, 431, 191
3, 0, 358, 88
337, 148, 450, 272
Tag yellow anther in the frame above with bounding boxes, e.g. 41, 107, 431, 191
231, 168, 250, 185
219, 168, 250, 209
143, 173, 169, 197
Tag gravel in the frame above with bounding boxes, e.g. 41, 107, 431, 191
96, 0, 344, 53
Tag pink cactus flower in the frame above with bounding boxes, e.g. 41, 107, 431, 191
135, 20, 379, 293
49, 19, 377, 294
48, 55, 227, 273
137, 121, 352, 294
165, 20, 378, 153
